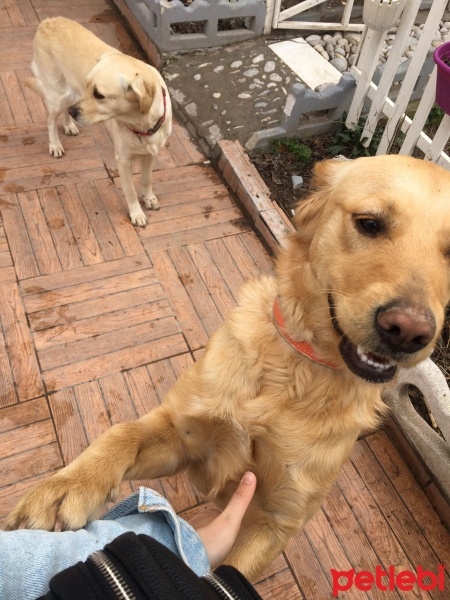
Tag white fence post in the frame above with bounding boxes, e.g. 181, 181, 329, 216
360, 0, 422, 146
377, 0, 448, 154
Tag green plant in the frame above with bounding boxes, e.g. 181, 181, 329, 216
270, 138, 312, 166
328, 115, 384, 158
424, 104, 445, 137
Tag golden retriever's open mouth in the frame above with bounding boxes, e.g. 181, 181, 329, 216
328, 295, 398, 384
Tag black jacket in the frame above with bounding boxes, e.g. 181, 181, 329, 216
37, 531, 262, 600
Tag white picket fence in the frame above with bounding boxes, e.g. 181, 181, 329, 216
265, 0, 450, 167
265, 0, 364, 35
346, 0, 450, 168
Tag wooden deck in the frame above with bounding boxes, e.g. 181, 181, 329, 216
0, 1, 449, 598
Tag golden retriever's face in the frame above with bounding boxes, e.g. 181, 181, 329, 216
293, 155, 450, 383
68, 54, 156, 125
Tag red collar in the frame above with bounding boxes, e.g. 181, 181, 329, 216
129, 88, 167, 138
273, 296, 339, 369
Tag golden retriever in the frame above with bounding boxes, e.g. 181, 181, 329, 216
6, 155, 450, 581
26, 17, 172, 226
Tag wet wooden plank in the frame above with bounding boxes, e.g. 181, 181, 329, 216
94, 179, 145, 256
30, 284, 165, 332
351, 439, 447, 594
17, 190, 62, 274
75, 181, 124, 262
3, 0, 27, 27
170, 120, 204, 164
303, 506, 365, 600
337, 453, 436, 599
0, 397, 50, 434
10, 0, 39, 26
187, 241, 236, 318
0, 443, 62, 487
151, 250, 208, 351
0, 419, 55, 459
0, 143, 99, 172
0, 71, 31, 124
49, 388, 89, 465
0, 323, 17, 407
0, 79, 14, 126
322, 483, 399, 600
99, 372, 137, 424
21, 253, 151, 295
124, 364, 160, 417
115, 164, 223, 195
139, 203, 240, 238
285, 528, 336, 600
255, 568, 304, 600
23, 268, 157, 313
141, 215, 251, 252
367, 431, 450, 571
168, 245, 224, 336
44, 332, 187, 392
75, 380, 111, 443
39, 315, 180, 371
139, 193, 236, 228
90, 122, 117, 176
239, 230, 275, 273
205, 238, 246, 300
1, 192, 40, 279
39, 187, 84, 271
34, 300, 172, 349
0, 282, 44, 400
0, 167, 108, 195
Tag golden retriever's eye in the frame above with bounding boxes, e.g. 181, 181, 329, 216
355, 218, 382, 238
93, 88, 105, 100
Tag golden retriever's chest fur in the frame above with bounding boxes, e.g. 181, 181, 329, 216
175, 276, 385, 505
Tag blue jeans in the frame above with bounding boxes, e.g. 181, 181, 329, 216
0, 487, 210, 600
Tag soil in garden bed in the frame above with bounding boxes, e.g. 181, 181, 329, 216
249, 134, 334, 217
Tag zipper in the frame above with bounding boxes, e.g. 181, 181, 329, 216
90, 550, 136, 599
203, 573, 241, 600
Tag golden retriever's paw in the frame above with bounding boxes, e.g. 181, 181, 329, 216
64, 121, 79, 136
5, 475, 112, 532
49, 143, 65, 158
130, 207, 148, 227
143, 194, 160, 211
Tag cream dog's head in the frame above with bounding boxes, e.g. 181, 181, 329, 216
279, 155, 450, 384
68, 53, 158, 127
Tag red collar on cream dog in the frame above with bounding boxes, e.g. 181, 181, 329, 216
129, 88, 167, 139
273, 296, 339, 369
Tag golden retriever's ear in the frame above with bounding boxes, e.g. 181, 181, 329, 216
292, 159, 349, 238
129, 77, 156, 114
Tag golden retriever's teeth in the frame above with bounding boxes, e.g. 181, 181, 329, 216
356, 345, 395, 370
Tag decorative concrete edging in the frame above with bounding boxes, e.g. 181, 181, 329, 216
216, 139, 294, 254
119, 0, 265, 53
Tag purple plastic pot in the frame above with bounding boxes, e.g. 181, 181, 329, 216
434, 42, 450, 115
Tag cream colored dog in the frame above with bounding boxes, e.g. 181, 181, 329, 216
26, 17, 172, 226
7, 156, 450, 581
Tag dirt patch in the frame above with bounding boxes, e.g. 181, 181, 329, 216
249, 134, 333, 217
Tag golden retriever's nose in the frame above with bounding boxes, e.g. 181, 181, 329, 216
376, 303, 436, 354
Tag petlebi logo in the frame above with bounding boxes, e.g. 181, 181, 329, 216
331, 565, 446, 596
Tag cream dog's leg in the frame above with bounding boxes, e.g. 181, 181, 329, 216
141, 154, 160, 210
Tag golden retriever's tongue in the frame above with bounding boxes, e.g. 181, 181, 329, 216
339, 336, 397, 384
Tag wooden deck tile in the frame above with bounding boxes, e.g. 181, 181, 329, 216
0, 282, 44, 400
0, 4, 448, 599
